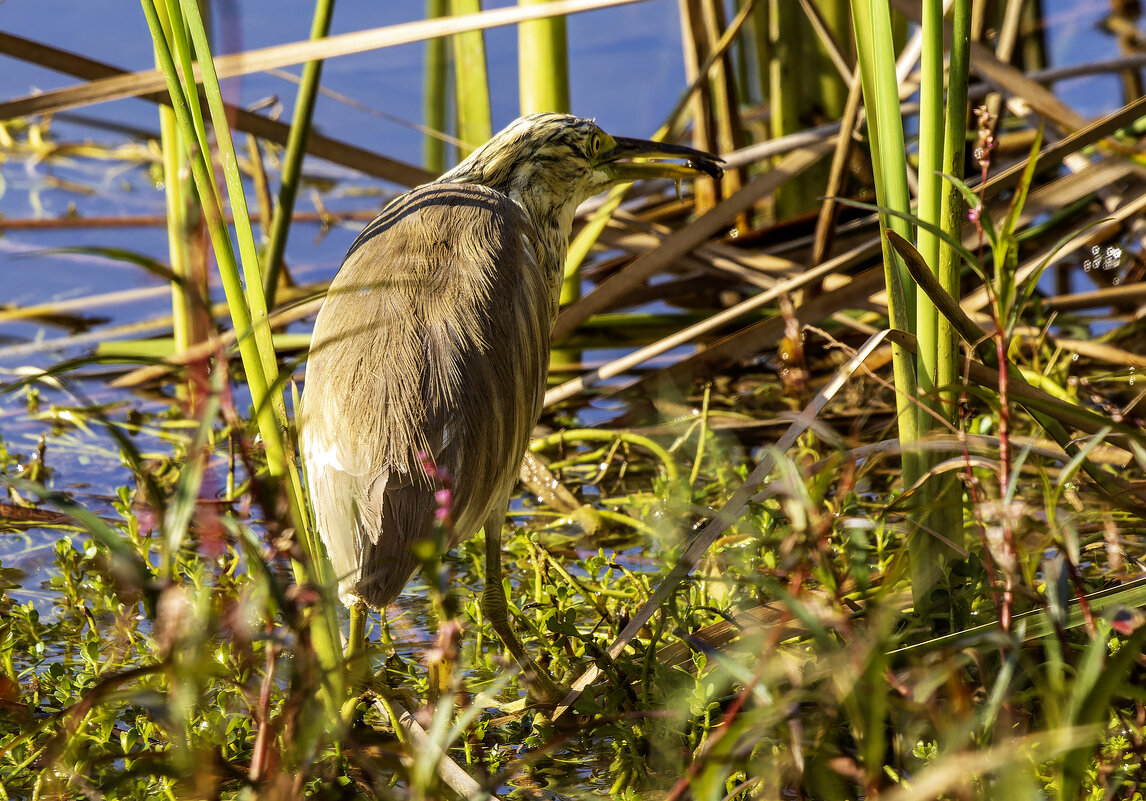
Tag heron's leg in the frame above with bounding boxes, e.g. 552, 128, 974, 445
345, 601, 371, 691
348, 602, 368, 656
479, 511, 564, 705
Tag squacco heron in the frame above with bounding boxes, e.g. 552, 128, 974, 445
299, 113, 722, 702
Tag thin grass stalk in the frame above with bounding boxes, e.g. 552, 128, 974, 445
141, 0, 344, 703
263, 0, 337, 309
425, 0, 450, 174
849, 0, 924, 610
449, 0, 493, 154
811, 66, 862, 264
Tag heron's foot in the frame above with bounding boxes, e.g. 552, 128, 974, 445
480, 587, 568, 707
518, 658, 569, 708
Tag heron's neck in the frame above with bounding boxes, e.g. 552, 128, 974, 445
515, 193, 574, 269
505, 172, 582, 304
438, 160, 586, 302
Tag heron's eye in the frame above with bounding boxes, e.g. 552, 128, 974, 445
587, 133, 602, 159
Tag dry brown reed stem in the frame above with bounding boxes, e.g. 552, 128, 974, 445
0, 210, 379, 230
620, 114, 1145, 405
602, 211, 799, 278
678, 0, 716, 213
696, 0, 747, 216
980, 0, 1028, 139
616, 259, 883, 410
0, 316, 178, 360
0, 32, 432, 187
370, 698, 506, 801
545, 235, 872, 406
0, 0, 643, 120
661, 0, 757, 149
1043, 283, 1146, 312
107, 296, 326, 389
552, 140, 836, 342
820, 434, 1132, 471
977, 94, 1146, 200
0, 286, 171, 322
0, 282, 321, 363
1040, 337, 1146, 371
811, 66, 864, 266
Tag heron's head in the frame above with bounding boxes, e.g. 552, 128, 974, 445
439, 113, 723, 237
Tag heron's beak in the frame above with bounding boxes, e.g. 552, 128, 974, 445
602, 136, 724, 182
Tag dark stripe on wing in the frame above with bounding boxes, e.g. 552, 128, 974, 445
344, 184, 508, 262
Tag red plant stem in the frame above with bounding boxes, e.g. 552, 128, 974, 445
958, 361, 1000, 616
662, 680, 756, 801
1064, 552, 1097, 633
996, 330, 1015, 633
249, 626, 279, 783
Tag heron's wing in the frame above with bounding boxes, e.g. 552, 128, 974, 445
299, 183, 554, 607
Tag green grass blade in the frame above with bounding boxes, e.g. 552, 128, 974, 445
263, 0, 337, 309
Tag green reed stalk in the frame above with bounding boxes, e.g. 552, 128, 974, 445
518, 0, 570, 116
915, 0, 943, 420
849, 0, 916, 405
263, 0, 336, 310
937, 0, 970, 408
771, 0, 848, 216
155, 47, 194, 357
449, 0, 493, 154
768, 0, 799, 207
911, 0, 962, 602
926, 0, 973, 587
425, 0, 450, 173
141, 0, 344, 704
175, 0, 277, 392
747, 0, 770, 110
849, 0, 925, 613
518, 0, 572, 303
141, 2, 274, 449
